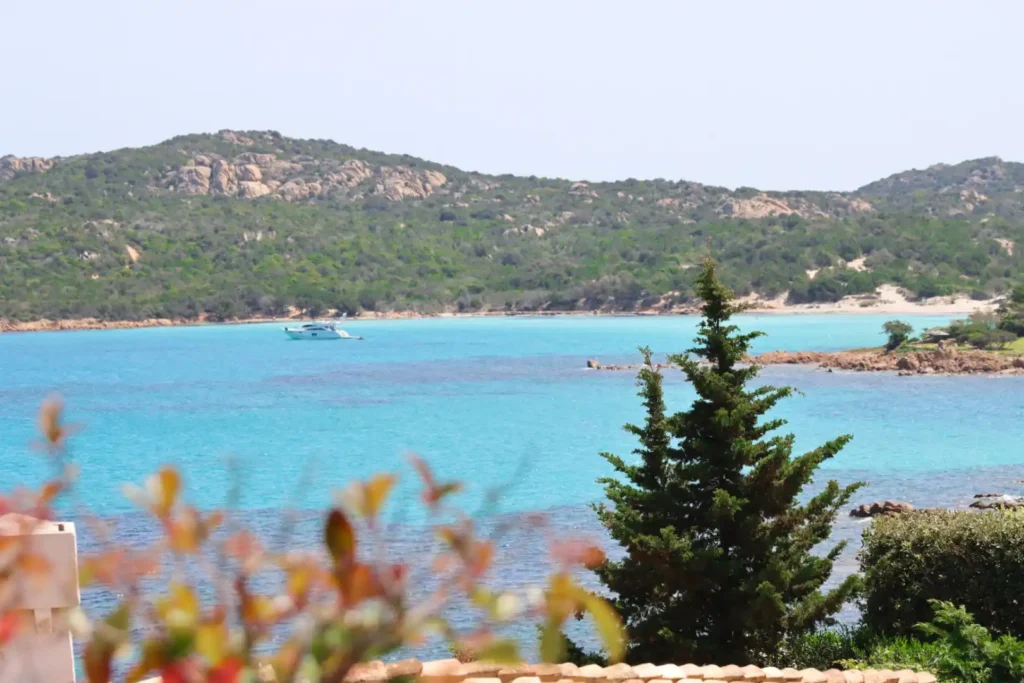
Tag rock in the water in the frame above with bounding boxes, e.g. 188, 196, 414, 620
586, 359, 601, 369
970, 495, 1024, 510
850, 501, 913, 517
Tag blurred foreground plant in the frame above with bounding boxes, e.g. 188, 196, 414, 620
0, 396, 624, 683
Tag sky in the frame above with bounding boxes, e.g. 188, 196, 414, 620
2, 0, 1021, 191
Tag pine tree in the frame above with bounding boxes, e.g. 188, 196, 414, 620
594, 257, 863, 664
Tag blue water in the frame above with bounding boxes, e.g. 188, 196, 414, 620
2, 314, 1023, 660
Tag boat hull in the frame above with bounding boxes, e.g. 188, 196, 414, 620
283, 329, 343, 340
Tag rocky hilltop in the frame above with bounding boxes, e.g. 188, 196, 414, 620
168, 131, 446, 202
1, 129, 1022, 324
0, 155, 55, 180
8, 129, 1024, 218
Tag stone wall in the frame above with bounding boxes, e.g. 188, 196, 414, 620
214, 658, 937, 683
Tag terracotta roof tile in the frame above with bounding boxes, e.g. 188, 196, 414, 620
701, 666, 725, 680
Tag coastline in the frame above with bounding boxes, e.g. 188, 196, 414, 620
0, 292, 998, 335
589, 347, 1024, 376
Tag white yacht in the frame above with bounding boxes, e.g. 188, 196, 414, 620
282, 322, 362, 340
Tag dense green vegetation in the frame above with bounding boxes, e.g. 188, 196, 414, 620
932, 289, 1024, 349
586, 259, 861, 664
773, 602, 1024, 682
1, 131, 1023, 321
860, 509, 1024, 639
843, 602, 1024, 683
883, 320, 914, 350
571, 260, 1024, 675
774, 509, 1024, 679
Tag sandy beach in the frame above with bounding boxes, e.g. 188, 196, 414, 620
0, 286, 1002, 334
735, 285, 999, 316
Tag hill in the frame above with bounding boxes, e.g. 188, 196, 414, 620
1, 129, 1022, 323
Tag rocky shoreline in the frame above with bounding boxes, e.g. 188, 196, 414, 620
754, 347, 1024, 375
849, 492, 1024, 518
586, 346, 1024, 376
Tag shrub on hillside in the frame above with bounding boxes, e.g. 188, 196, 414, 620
860, 509, 1024, 638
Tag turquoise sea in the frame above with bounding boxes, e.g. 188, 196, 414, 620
2, 314, 1023, 658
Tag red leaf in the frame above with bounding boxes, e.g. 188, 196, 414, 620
409, 455, 462, 509
208, 657, 244, 683
340, 562, 384, 606
83, 641, 112, 683
550, 537, 606, 569
160, 662, 189, 683
0, 612, 22, 644
324, 509, 356, 566
224, 530, 262, 562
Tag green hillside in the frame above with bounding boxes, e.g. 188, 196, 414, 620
1, 129, 1022, 321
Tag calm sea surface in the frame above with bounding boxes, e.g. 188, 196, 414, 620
2, 314, 1023, 659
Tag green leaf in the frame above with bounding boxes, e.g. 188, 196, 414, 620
539, 621, 567, 663
476, 638, 521, 664
105, 602, 132, 634
584, 594, 625, 663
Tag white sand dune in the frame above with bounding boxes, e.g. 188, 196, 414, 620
740, 285, 999, 316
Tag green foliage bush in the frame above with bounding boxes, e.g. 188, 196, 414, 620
841, 601, 1024, 683
767, 625, 876, 671
999, 288, 1024, 337
860, 510, 1024, 638
883, 320, 913, 351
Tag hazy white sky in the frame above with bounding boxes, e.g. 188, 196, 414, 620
2, 0, 1021, 191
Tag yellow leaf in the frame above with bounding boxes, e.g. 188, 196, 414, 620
195, 622, 226, 665
156, 467, 181, 517
539, 621, 566, 664
241, 594, 277, 625
168, 518, 199, 554
157, 583, 199, 625
125, 639, 166, 683
544, 572, 577, 622
78, 562, 95, 588
104, 602, 131, 636
584, 593, 625, 664
363, 473, 396, 519
287, 565, 312, 602
470, 587, 495, 610
324, 509, 356, 565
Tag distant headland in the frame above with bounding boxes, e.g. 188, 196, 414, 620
1, 129, 1021, 326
